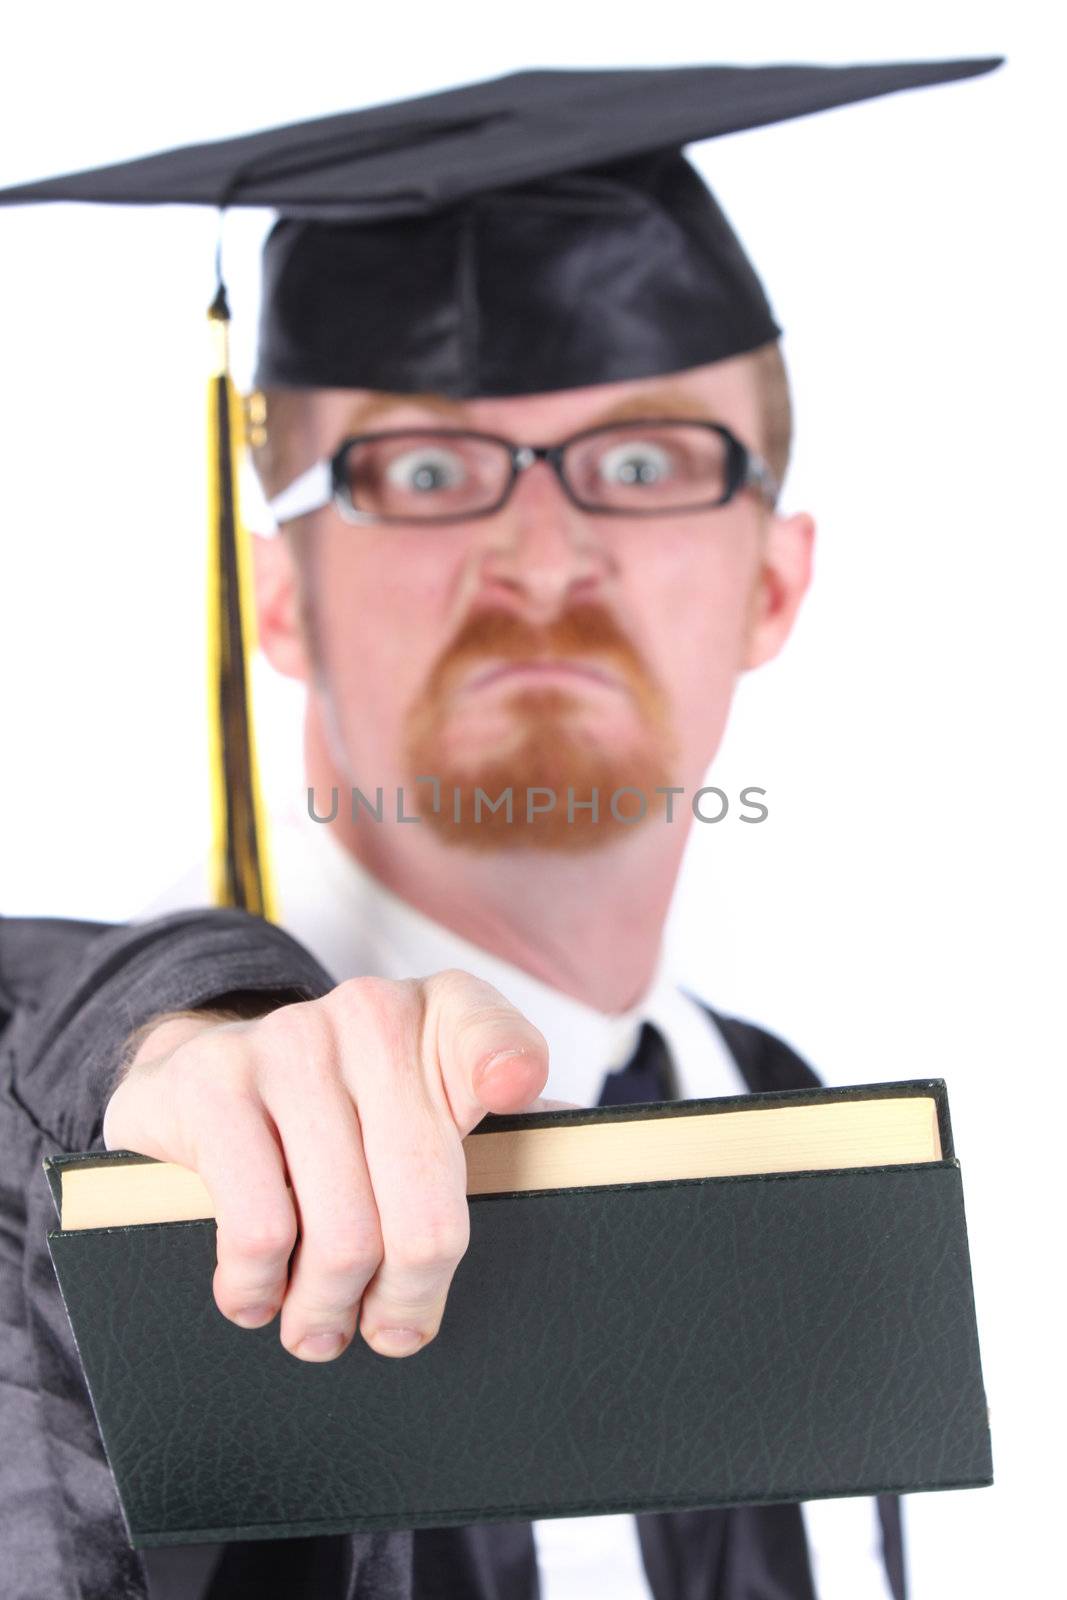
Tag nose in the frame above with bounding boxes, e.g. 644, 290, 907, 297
474, 456, 614, 620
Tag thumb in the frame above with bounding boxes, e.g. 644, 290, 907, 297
423, 970, 550, 1132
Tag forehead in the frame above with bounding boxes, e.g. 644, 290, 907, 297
298, 355, 763, 446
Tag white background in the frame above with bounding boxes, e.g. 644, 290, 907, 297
1, 3, 1062, 1594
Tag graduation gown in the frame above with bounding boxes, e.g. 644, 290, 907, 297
0, 910, 905, 1600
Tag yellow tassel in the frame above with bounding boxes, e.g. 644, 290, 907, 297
205, 286, 278, 921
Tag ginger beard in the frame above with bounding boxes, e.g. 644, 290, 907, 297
403, 604, 677, 850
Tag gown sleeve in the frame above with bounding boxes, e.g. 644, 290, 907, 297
0, 910, 337, 1600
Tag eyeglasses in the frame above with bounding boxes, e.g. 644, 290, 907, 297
266, 419, 779, 528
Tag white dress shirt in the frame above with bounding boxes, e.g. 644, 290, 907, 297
148, 804, 894, 1599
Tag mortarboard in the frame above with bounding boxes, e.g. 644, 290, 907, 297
0, 59, 1002, 916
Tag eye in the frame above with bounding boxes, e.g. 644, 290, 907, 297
596, 439, 673, 488
384, 446, 468, 494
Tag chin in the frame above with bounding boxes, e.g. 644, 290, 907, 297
405, 714, 678, 852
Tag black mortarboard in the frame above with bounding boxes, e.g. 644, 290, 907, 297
0, 60, 1001, 396
0, 59, 1001, 917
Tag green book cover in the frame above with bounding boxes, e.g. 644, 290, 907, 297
44, 1080, 992, 1549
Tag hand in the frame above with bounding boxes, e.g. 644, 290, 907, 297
102, 972, 548, 1362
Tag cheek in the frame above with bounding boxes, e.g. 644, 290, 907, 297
304, 526, 467, 718
622, 528, 759, 707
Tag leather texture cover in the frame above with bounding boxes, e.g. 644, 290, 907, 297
44, 1090, 991, 1549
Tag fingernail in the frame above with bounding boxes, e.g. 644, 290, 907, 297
370, 1326, 424, 1357
296, 1330, 346, 1360
233, 1303, 277, 1328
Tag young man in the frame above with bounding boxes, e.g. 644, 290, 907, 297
0, 60, 999, 1600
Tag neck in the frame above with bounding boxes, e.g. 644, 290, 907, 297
303, 718, 689, 1014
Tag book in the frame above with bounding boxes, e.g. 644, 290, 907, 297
44, 1079, 991, 1548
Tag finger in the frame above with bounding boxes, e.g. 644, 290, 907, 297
258, 1062, 383, 1363
333, 996, 470, 1357
357, 1080, 470, 1359
192, 1100, 298, 1329
421, 970, 550, 1133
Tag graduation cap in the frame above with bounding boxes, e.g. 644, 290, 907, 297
0, 58, 1001, 918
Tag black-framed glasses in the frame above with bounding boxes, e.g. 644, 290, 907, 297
266, 420, 779, 528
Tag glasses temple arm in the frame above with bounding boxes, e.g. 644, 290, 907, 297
744, 451, 780, 508
264, 459, 333, 533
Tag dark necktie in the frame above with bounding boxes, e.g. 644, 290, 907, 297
598, 1020, 673, 1107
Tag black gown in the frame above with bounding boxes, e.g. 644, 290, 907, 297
0, 910, 905, 1600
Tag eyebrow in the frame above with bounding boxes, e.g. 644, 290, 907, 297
587, 389, 715, 426
344, 391, 467, 431
341, 385, 716, 437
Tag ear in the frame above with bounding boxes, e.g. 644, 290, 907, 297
253, 531, 312, 683
742, 511, 815, 670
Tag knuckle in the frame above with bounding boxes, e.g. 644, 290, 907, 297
425, 968, 489, 1012
332, 975, 411, 1025
391, 1213, 470, 1274
425, 967, 470, 993
224, 1215, 297, 1265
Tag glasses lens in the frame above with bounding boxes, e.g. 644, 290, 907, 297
563, 423, 732, 512
340, 431, 512, 520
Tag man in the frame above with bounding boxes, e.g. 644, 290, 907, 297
0, 60, 999, 1600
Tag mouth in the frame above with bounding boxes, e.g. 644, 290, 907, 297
458, 658, 627, 696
